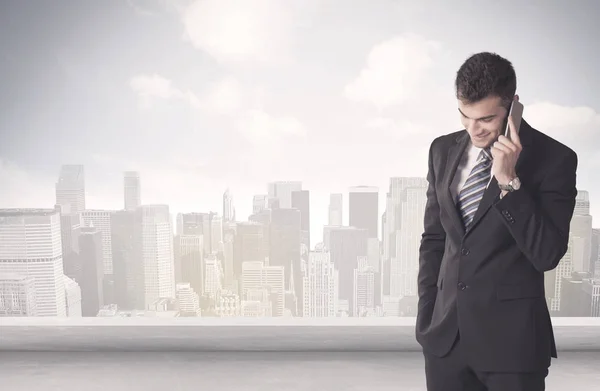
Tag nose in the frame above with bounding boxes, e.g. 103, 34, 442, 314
467, 121, 481, 134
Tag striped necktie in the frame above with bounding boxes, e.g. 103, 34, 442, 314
457, 147, 493, 230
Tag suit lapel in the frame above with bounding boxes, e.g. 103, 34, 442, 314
441, 131, 469, 237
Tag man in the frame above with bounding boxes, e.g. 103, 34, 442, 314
415, 52, 578, 391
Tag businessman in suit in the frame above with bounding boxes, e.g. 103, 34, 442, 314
415, 52, 578, 391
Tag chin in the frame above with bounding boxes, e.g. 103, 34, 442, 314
471, 137, 491, 148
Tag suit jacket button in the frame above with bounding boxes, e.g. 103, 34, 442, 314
461, 248, 470, 256
458, 282, 467, 290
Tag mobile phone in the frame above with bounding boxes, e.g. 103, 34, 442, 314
504, 100, 524, 139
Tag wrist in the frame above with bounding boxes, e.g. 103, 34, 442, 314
497, 175, 521, 194
497, 172, 517, 185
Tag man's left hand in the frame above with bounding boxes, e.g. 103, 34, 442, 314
491, 104, 522, 185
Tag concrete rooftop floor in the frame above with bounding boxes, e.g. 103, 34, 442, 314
1, 351, 598, 391
2, 318, 598, 390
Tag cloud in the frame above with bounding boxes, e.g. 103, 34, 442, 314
524, 102, 600, 197
525, 101, 600, 142
339, 33, 457, 158
130, 73, 248, 115
236, 109, 306, 144
126, 0, 157, 16
129, 72, 306, 148
344, 33, 442, 110
130, 73, 243, 113
343, 32, 466, 148
522, 102, 599, 215
130, 74, 181, 99
130, 73, 195, 108
366, 117, 437, 141
347, 33, 599, 168
226, 109, 309, 185
200, 76, 244, 115
180, 0, 293, 64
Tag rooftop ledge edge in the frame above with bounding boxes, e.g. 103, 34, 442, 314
1, 317, 599, 326
1, 317, 598, 352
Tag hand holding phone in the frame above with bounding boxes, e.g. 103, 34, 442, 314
491, 96, 524, 185
504, 97, 524, 140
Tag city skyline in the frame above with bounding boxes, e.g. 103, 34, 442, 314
1, 0, 600, 320
1, 163, 599, 248
1, 166, 598, 318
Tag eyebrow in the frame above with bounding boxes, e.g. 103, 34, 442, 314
458, 108, 497, 121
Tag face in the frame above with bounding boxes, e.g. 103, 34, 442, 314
457, 95, 510, 149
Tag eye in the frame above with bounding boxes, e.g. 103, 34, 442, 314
481, 117, 493, 123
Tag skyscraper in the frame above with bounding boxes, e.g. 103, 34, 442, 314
292, 190, 310, 251
176, 235, 204, 299
349, 186, 378, 239
382, 177, 428, 296
57, 206, 82, 282
233, 222, 268, 280
354, 256, 375, 317
328, 226, 369, 315
124, 171, 141, 211
252, 195, 268, 214
592, 229, 600, 278
223, 188, 235, 222
268, 181, 302, 209
391, 185, 427, 297
328, 193, 343, 226
548, 190, 594, 312
111, 210, 136, 309
55, 165, 85, 215
303, 247, 337, 317
269, 208, 302, 314
176, 212, 219, 255
242, 261, 285, 317
79, 226, 104, 316
176, 282, 201, 316
63, 276, 83, 318
0, 274, 37, 316
81, 210, 114, 277
135, 205, 176, 309
0, 209, 66, 316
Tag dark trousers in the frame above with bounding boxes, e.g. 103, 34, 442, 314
423, 334, 549, 391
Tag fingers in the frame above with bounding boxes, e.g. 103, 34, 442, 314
491, 141, 511, 156
508, 115, 522, 147
496, 135, 520, 153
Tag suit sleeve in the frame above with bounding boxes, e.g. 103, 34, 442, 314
493, 149, 578, 272
417, 139, 446, 317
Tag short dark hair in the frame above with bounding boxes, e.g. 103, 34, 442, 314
455, 52, 516, 108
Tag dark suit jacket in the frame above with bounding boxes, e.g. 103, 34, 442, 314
415, 119, 578, 373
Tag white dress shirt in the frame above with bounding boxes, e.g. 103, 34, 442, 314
450, 142, 494, 203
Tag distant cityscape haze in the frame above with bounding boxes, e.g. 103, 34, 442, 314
1, 1, 599, 318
